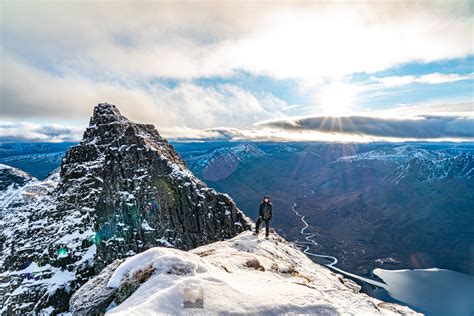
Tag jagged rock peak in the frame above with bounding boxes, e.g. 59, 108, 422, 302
79, 103, 184, 166
58, 102, 252, 274
1, 103, 251, 314
90, 103, 126, 125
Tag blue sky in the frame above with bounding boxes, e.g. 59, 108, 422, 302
0, 1, 473, 142
193, 56, 474, 114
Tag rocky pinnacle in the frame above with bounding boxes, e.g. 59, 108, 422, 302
0, 103, 251, 314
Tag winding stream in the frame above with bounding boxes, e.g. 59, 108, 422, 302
290, 202, 386, 287
290, 201, 474, 316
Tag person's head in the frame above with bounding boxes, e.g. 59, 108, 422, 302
263, 196, 270, 203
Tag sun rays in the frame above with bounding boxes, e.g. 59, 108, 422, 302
317, 81, 359, 116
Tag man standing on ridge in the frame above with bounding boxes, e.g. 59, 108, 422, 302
255, 196, 273, 238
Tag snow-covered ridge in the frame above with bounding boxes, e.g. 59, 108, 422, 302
0, 169, 57, 215
189, 143, 265, 170
185, 143, 265, 181
392, 151, 473, 183
335, 145, 473, 182
71, 231, 419, 315
336, 145, 443, 164
0, 163, 35, 192
0, 169, 93, 314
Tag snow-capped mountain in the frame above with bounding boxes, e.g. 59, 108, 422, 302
0, 103, 250, 314
187, 143, 265, 181
0, 165, 37, 216
70, 231, 418, 315
0, 164, 35, 191
392, 152, 473, 183
188, 143, 265, 170
336, 145, 445, 165
335, 145, 473, 183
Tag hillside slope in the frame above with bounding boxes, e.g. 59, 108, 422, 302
71, 231, 419, 315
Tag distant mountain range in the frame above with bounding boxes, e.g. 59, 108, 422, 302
0, 142, 76, 179
1, 139, 473, 279
177, 141, 473, 276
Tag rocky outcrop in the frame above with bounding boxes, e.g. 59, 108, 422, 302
69, 259, 123, 316
0, 103, 251, 314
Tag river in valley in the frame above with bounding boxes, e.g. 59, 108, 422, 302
290, 202, 474, 316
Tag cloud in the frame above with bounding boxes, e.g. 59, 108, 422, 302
1, 2, 472, 142
4, 112, 473, 143
150, 83, 288, 129
1, 1, 472, 82
374, 72, 474, 87
170, 126, 309, 142
200, 128, 247, 141
0, 55, 159, 123
258, 115, 474, 139
0, 122, 83, 142
0, 55, 292, 143
1, 55, 289, 132
154, 127, 249, 142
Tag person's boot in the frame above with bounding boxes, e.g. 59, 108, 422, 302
254, 217, 262, 235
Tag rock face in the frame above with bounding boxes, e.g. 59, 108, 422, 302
0, 103, 251, 314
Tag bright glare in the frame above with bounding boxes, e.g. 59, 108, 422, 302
319, 82, 358, 116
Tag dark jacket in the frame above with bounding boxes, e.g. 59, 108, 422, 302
259, 202, 273, 220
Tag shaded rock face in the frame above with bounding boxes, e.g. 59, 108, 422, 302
0, 103, 250, 314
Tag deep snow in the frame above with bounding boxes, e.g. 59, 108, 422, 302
104, 231, 419, 315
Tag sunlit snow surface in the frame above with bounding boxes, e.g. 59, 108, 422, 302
373, 268, 474, 316
105, 231, 418, 315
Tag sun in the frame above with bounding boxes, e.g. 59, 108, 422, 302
318, 82, 358, 116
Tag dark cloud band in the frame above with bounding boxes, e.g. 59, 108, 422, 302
259, 115, 474, 139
